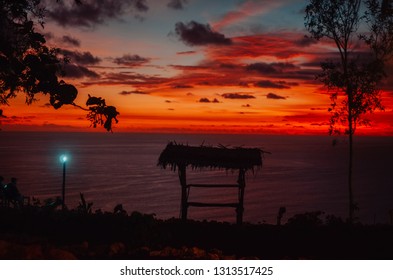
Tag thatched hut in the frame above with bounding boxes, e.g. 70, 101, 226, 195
158, 142, 265, 224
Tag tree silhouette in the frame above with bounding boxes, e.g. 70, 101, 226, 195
305, 0, 393, 223
0, 0, 119, 131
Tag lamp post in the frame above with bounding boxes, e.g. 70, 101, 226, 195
60, 155, 67, 210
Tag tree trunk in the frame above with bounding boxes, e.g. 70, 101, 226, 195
178, 164, 188, 221
348, 129, 354, 224
346, 59, 354, 224
348, 93, 354, 223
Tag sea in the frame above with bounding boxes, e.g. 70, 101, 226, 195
0, 131, 392, 225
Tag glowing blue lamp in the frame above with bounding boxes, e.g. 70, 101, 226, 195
60, 155, 68, 163
60, 154, 68, 209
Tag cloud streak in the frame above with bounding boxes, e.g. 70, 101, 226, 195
61, 35, 81, 47
221, 93, 255, 99
199, 98, 220, 103
247, 62, 298, 74
255, 80, 298, 89
294, 35, 319, 47
62, 64, 100, 79
119, 90, 148, 95
113, 54, 150, 67
266, 93, 286, 100
81, 72, 169, 88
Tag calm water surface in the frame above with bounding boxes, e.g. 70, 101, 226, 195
0, 132, 392, 224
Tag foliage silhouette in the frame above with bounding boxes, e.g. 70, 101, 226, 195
0, 0, 119, 131
286, 211, 324, 227
1, 204, 393, 259
305, 0, 393, 223
76, 192, 93, 215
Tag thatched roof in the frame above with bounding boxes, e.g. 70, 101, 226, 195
158, 142, 264, 171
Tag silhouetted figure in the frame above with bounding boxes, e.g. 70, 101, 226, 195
4, 177, 23, 207
277, 206, 286, 226
0, 176, 5, 206
0, 176, 5, 189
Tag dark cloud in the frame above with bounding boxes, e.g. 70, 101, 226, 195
292, 125, 305, 129
9, 115, 36, 122
60, 49, 101, 65
113, 54, 150, 67
174, 21, 232, 46
311, 122, 329, 126
46, 0, 149, 27
0, 115, 36, 125
61, 35, 81, 47
198, 98, 220, 103
255, 80, 298, 89
242, 104, 251, 107
171, 83, 194, 89
134, 0, 149, 12
248, 63, 276, 74
167, 0, 188, 10
294, 36, 318, 47
119, 90, 148, 95
238, 111, 257, 115
177, 51, 197, 55
245, 61, 317, 81
247, 62, 298, 74
221, 93, 255, 99
62, 64, 100, 78
266, 93, 286, 100
219, 63, 239, 69
170, 64, 209, 71
43, 33, 81, 48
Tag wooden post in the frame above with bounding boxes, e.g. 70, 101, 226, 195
178, 164, 188, 221
236, 168, 246, 225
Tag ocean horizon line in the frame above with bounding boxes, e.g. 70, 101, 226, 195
2, 129, 393, 139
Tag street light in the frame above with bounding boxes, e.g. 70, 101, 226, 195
60, 154, 68, 210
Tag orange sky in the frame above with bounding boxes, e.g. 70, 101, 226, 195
1, 0, 393, 135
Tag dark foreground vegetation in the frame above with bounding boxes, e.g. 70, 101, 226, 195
1, 203, 393, 260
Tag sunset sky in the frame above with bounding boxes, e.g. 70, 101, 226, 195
2, 0, 393, 135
